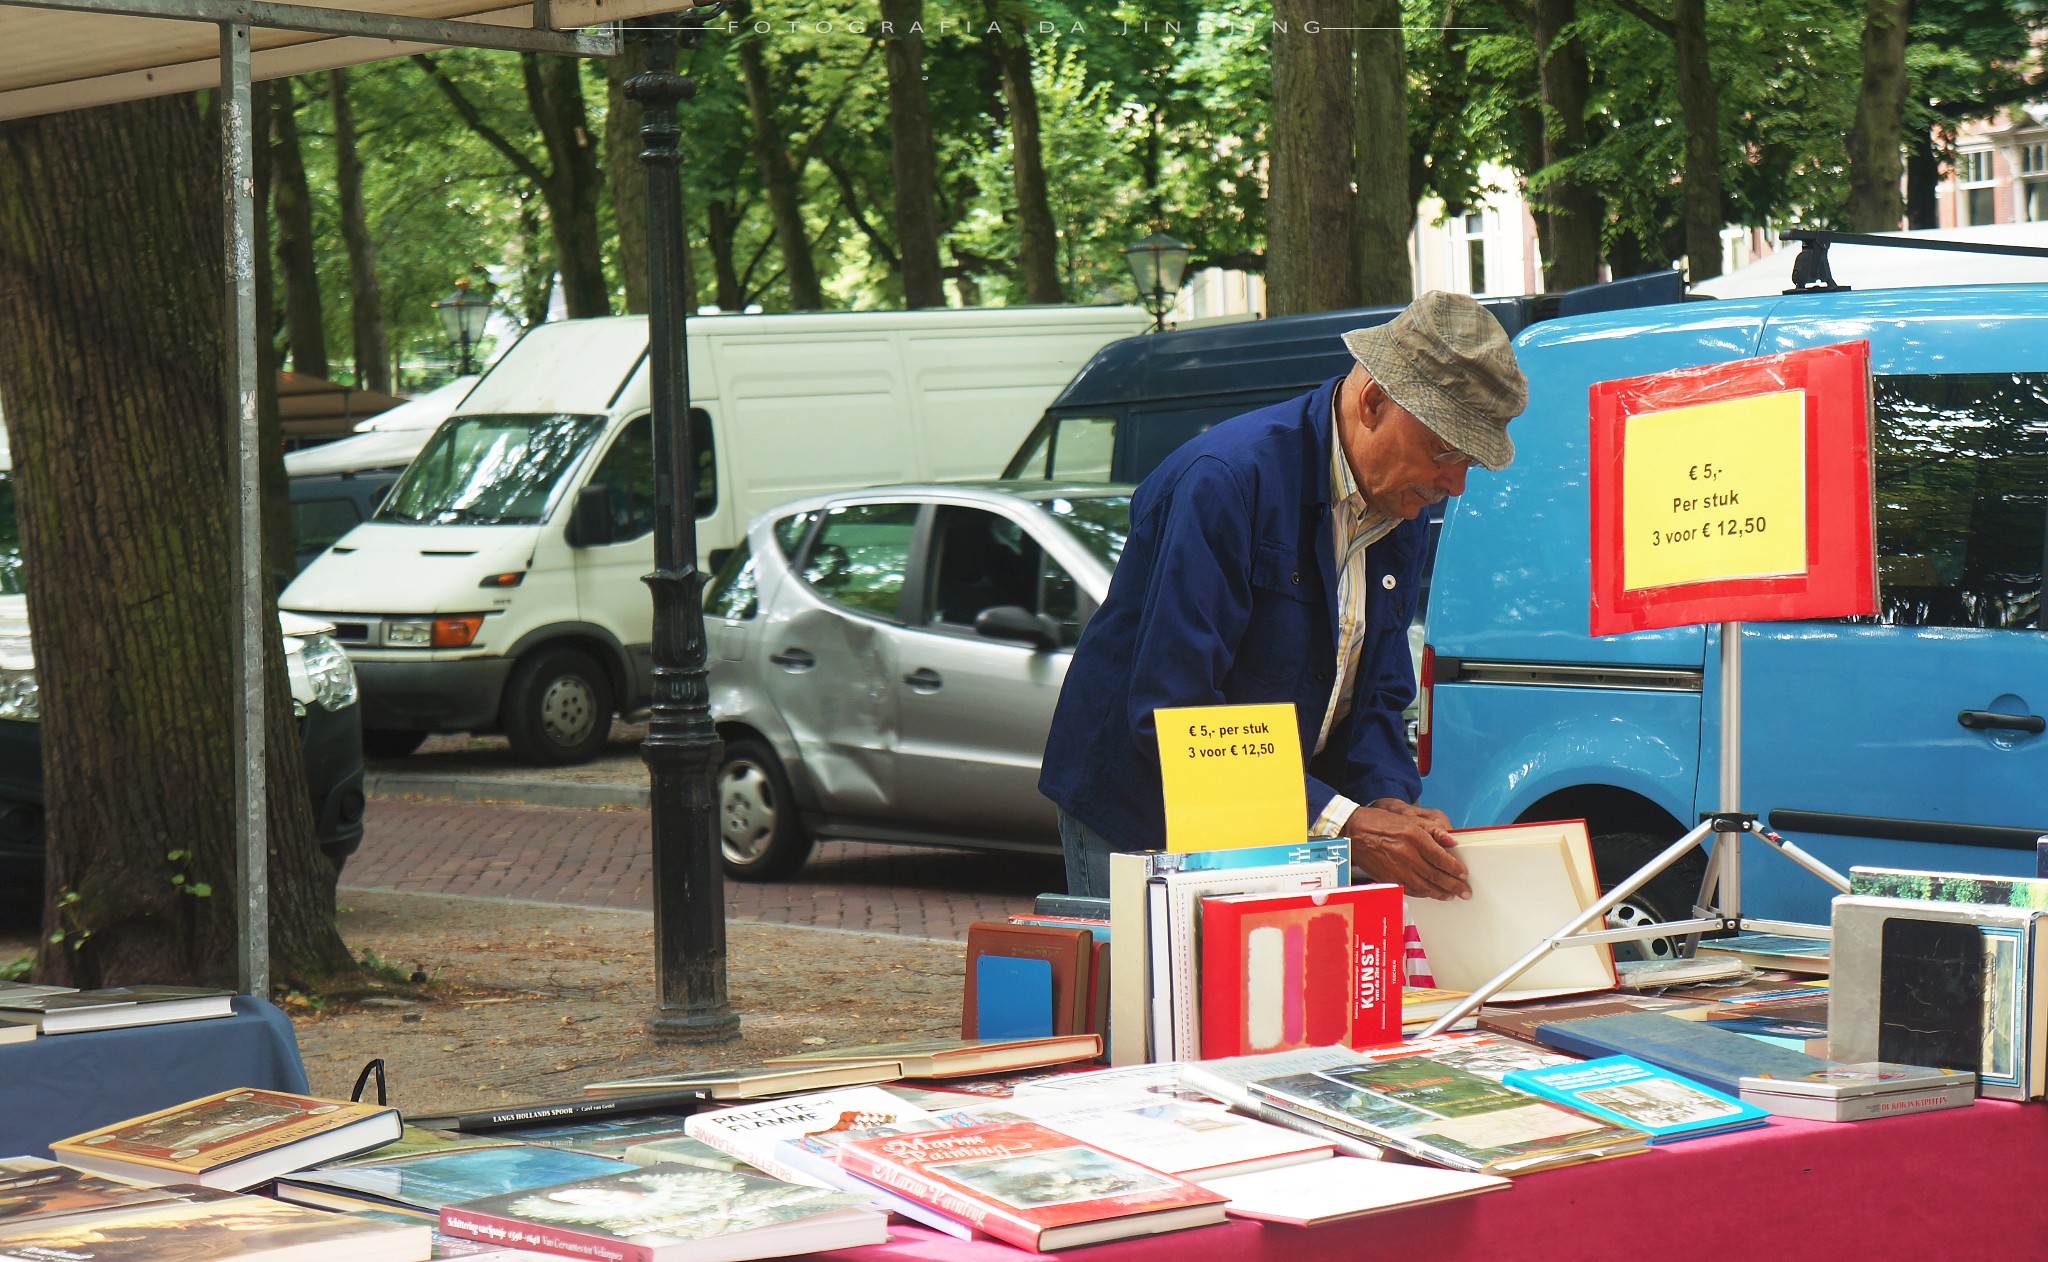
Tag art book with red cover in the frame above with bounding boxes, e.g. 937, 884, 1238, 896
832, 1121, 1226, 1253
1198, 883, 1402, 1057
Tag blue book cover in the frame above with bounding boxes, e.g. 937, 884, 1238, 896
1503, 1055, 1770, 1143
975, 955, 1055, 1038
1534, 1011, 1842, 1097
283, 1143, 628, 1211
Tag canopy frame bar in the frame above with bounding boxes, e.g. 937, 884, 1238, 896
11, 0, 618, 56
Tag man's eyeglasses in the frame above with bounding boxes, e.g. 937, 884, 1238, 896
1424, 430, 1479, 470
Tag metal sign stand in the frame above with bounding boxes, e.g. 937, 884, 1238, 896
1419, 619, 1851, 1036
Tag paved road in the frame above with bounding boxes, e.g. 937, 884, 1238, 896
343, 797, 1062, 942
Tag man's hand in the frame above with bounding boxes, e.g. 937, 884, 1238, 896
1341, 798, 1469, 900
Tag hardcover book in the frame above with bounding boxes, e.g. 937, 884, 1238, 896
409, 1091, 710, 1133
616, 1136, 757, 1174
1198, 883, 1402, 1058
0, 985, 233, 1034
582, 1062, 903, 1100
1737, 1063, 1978, 1122
1534, 1010, 1846, 1101
1176, 1046, 1391, 1161
1249, 1055, 1649, 1175
0, 1189, 430, 1261
832, 1121, 1227, 1252
1107, 839, 1352, 1065
1197, 1156, 1509, 1226
966, 1089, 1334, 1180
0, 1158, 186, 1232
762, 1035, 1100, 1079
50, 1088, 403, 1190
438, 1164, 885, 1262
498, 1116, 699, 1161
962, 922, 1093, 1039
1338, 1030, 1580, 1082
274, 1144, 629, 1216
1827, 895, 2048, 1100
1476, 994, 1711, 1045
1695, 932, 1831, 975
1848, 865, 2048, 911
1501, 1055, 1770, 1142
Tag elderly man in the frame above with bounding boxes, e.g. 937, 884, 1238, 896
1039, 291, 1527, 899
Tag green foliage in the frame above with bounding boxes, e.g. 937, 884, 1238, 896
0, 953, 28, 983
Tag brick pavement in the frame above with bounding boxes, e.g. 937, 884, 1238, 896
342, 798, 1062, 942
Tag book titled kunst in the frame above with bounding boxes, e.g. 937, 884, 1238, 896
1198, 883, 1402, 1057
833, 1122, 1227, 1252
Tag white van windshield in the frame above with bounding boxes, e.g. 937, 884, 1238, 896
378, 413, 607, 526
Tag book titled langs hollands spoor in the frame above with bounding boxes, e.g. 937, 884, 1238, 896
832, 1121, 1227, 1252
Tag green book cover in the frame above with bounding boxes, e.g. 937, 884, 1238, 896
1848, 867, 2048, 912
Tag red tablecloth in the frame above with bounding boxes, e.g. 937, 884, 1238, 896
814, 1099, 2048, 1262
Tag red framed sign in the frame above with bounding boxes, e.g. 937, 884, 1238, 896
1588, 340, 1877, 638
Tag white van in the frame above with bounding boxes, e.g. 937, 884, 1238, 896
279, 305, 1148, 763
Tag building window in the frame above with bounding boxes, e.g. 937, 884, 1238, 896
1957, 149, 1997, 226
1460, 212, 1488, 295
2018, 142, 2047, 176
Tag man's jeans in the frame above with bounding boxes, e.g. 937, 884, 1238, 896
1056, 808, 1117, 899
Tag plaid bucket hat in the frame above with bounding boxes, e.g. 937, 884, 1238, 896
1340, 291, 1528, 472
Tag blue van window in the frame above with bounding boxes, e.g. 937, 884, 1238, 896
1870, 373, 2048, 631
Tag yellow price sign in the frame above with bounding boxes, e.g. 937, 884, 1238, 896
1155, 702, 1305, 852
1621, 389, 1809, 592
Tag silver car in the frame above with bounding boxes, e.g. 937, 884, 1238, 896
703, 482, 1132, 880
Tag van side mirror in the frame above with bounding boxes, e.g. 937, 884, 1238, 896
974, 605, 1060, 650
566, 485, 617, 548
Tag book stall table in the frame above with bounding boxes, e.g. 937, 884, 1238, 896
815, 1099, 2048, 1262
0, 995, 307, 1158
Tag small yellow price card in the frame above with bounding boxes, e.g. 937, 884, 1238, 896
1155, 702, 1304, 852
1622, 389, 1809, 592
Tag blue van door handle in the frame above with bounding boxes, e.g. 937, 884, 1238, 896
1957, 709, 2045, 734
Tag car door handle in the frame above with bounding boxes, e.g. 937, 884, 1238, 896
1958, 709, 2046, 734
769, 648, 816, 671
902, 668, 943, 691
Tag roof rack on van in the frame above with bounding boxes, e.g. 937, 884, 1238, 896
1781, 228, 2048, 295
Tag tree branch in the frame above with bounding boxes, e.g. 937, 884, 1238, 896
794, 38, 880, 165
1604, 0, 1674, 39
819, 152, 899, 269
411, 53, 550, 189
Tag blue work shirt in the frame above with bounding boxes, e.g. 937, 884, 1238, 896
1038, 375, 1428, 852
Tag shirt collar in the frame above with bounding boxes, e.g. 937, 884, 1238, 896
1331, 391, 1396, 541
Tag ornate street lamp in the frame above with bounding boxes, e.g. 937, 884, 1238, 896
1121, 231, 1191, 332
431, 278, 492, 375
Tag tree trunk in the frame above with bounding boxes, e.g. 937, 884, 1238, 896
1354, 2, 1414, 305
731, 7, 823, 310
1847, 0, 1911, 232
1905, 128, 1940, 229
1671, 0, 1723, 281
986, 1, 1063, 304
268, 80, 327, 379
1269, 0, 1358, 315
524, 54, 609, 317
705, 198, 744, 311
328, 70, 389, 393
1525, 0, 1602, 290
517, 194, 555, 327
0, 96, 351, 991
883, 0, 946, 308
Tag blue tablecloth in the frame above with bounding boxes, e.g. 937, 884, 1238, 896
0, 995, 307, 1157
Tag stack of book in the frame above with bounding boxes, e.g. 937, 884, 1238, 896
0, 982, 233, 1035
582, 1034, 1101, 1102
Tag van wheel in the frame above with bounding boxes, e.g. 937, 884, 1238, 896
363, 730, 427, 759
1593, 831, 1708, 962
719, 739, 813, 881
503, 647, 614, 765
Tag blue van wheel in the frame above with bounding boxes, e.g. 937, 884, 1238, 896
1594, 831, 1709, 962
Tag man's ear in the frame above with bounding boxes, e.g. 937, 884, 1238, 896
1354, 374, 1388, 431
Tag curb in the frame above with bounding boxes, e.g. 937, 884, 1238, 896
365, 771, 650, 810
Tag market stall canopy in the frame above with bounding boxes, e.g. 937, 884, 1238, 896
1693, 223, 2048, 299
0, 0, 702, 121
277, 370, 405, 441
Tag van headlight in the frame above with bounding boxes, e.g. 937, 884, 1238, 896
299, 633, 359, 712
0, 667, 37, 723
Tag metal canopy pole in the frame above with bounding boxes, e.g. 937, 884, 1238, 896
221, 19, 267, 998
11, 0, 619, 56
631, 17, 736, 1042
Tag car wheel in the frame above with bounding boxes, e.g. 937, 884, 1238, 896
1593, 830, 1708, 962
503, 647, 614, 766
719, 739, 814, 882
362, 729, 428, 760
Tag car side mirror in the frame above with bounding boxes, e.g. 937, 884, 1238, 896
974, 605, 1060, 650
566, 485, 616, 548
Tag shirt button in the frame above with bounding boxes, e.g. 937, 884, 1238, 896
1381, 574, 1397, 590
1291, 572, 1301, 585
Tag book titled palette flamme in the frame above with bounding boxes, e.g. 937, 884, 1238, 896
1198, 883, 1403, 1057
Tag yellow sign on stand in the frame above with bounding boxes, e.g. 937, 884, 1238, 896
1621, 389, 1809, 592
1155, 702, 1304, 852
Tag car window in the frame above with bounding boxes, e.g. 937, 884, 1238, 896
1868, 373, 2048, 630
1047, 414, 1117, 482
802, 502, 918, 618
379, 412, 606, 525
775, 510, 819, 558
0, 471, 21, 596
703, 537, 758, 620
586, 416, 656, 543
293, 496, 366, 559
928, 507, 1044, 629
1041, 494, 1132, 569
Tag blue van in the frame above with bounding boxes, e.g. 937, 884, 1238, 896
1421, 282, 2048, 933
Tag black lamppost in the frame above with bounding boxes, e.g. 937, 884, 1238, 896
1121, 232, 1191, 332
627, 15, 738, 1042
431, 278, 491, 375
